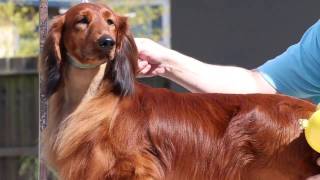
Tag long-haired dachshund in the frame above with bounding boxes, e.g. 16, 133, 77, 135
41, 3, 319, 180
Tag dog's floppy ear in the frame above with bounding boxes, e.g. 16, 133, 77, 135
105, 16, 138, 97
40, 15, 65, 97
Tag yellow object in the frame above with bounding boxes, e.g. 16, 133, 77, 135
300, 104, 320, 153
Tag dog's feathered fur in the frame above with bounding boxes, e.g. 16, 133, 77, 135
41, 3, 320, 180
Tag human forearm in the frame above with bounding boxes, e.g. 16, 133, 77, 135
135, 38, 276, 94
162, 51, 276, 94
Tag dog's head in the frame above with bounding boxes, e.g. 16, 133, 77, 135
41, 3, 138, 97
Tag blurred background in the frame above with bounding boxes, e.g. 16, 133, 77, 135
0, 0, 319, 179
0, 1, 39, 179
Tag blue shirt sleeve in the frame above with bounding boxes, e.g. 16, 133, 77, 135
258, 20, 320, 103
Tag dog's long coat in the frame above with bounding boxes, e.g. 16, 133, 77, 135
41, 3, 320, 180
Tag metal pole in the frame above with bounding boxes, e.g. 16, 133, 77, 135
39, 0, 48, 179
38, 1, 87, 179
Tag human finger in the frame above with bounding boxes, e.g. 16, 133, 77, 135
138, 59, 148, 69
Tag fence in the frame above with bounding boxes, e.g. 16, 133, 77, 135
0, 57, 38, 180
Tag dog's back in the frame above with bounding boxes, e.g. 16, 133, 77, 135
120, 83, 319, 180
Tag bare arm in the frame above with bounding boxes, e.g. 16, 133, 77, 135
135, 38, 276, 94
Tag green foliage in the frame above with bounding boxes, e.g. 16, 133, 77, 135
0, 1, 39, 57
97, 0, 163, 41
19, 156, 38, 180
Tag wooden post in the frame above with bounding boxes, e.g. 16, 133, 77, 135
39, 0, 48, 179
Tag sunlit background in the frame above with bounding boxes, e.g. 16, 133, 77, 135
0, 0, 170, 58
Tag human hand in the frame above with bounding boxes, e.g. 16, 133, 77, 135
135, 38, 173, 78
306, 158, 320, 180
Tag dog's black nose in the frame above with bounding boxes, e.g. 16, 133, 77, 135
98, 36, 115, 48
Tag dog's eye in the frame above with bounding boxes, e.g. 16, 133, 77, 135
106, 19, 114, 25
78, 16, 89, 24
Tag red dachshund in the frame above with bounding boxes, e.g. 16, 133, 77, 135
40, 3, 320, 180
